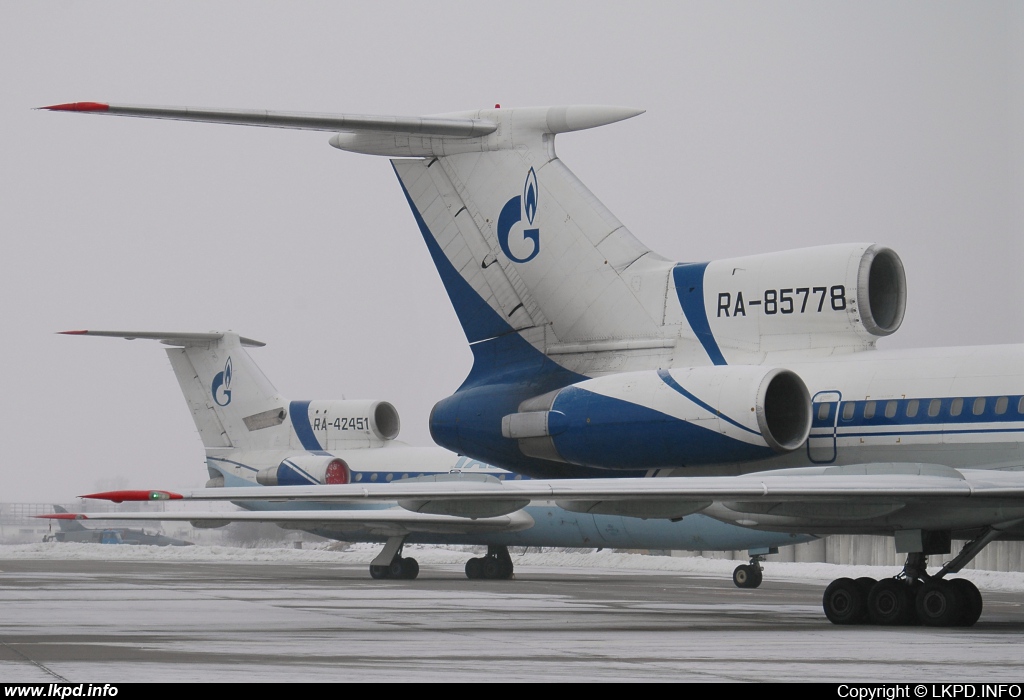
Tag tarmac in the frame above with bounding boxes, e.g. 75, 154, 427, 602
1, 551, 1023, 682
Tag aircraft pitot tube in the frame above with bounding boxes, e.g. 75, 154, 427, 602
498, 366, 812, 470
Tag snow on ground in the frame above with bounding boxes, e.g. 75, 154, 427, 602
4, 542, 1024, 592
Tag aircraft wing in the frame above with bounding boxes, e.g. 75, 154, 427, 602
82, 464, 1024, 534
39, 508, 535, 537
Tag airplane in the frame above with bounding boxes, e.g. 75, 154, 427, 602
48, 329, 810, 583
43, 102, 1024, 627
43, 505, 194, 546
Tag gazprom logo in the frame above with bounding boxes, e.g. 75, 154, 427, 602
211, 356, 233, 407
497, 168, 540, 264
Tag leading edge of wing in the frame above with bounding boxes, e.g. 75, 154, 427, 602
82, 465, 1024, 505
37, 509, 535, 534
40, 102, 498, 138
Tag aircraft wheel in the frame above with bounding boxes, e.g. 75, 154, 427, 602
823, 578, 867, 625
369, 565, 390, 580
916, 580, 962, 627
868, 579, 914, 626
732, 564, 757, 588
499, 559, 514, 580
855, 577, 877, 598
482, 556, 503, 580
401, 557, 420, 580
465, 557, 484, 580
949, 579, 983, 627
389, 558, 408, 579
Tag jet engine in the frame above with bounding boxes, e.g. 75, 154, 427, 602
256, 455, 351, 486
501, 366, 811, 470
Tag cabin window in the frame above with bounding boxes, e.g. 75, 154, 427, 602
995, 397, 1008, 415
842, 402, 856, 420
906, 399, 919, 418
863, 401, 876, 419
1018, 397, 1024, 414
950, 398, 963, 417
972, 397, 986, 416
817, 403, 830, 421
885, 401, 898, 418
928, 399, 941, 417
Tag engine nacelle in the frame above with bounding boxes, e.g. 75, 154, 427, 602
696, 243, 906, 353
257, 455, 351, 486
292, 399, 401, 449
501, 366, 811, 470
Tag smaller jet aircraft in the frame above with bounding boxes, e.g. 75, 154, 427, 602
43, 505, 193, 546
46, 329, 811, 583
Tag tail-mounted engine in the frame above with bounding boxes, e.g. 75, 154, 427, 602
696, 243, 906, 354
257, 455, 351, 486
501, 366, 811, 470
291, 399, 401, 450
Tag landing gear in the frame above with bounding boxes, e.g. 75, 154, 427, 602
465, 546, 514, 580
822, 526, 1006, 627
367, 536, 419, 580
732, 548, 772, 588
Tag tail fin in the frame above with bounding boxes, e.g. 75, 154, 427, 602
52, 505, 87, 532
60, 330, 290, 451
369, 107, 676, 354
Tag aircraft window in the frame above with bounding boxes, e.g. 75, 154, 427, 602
354, 473, 363, 482
370, 473, 378, 482
885, 401, 897, 418
995, 397, 1008, 415
401, 474, 409, 480
972, 398, 986, 416
950, 398, 963, 417
386, 473, 394, 482
928, 399, 941, 417
863, 401, 876, 419
906, 399, 919, 418
514, 474, 523, 480
817, 403, 830, 421
1018, 397, 1024, 414
842, 402, 855, 420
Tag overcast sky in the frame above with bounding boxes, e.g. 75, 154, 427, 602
1, 2, 1022, 502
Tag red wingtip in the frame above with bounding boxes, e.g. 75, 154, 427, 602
40, 102, 109, 112
58, 330, 89, 335
36, 513, 87, 520
80, 490, 183, 503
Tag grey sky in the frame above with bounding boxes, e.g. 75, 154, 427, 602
2, 2, 1022, 501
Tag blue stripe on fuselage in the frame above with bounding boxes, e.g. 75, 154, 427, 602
673, 263, 727, 366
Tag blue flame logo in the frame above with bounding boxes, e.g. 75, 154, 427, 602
497, 168, 540, 264
211, 356, 233, 407
524, 168, 538, 225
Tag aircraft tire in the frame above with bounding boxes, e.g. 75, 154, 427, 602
401, 557, 420, 580
732, 564, 756, 588
868, 579, 914, 626
482, 556, 503, 580
915, 580, 962, 627
369, 565, 390, 580
823, 578, 867, 625
950, 579, 982, 627
465, 557, 484, 580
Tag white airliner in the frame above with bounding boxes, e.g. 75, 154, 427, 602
44, 101, 1024, 627
51, 329, 808, 583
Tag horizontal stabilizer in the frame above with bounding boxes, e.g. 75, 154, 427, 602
59, 330, 265, 347
41, 102, 498, 138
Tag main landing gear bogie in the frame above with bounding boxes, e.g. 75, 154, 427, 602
733, 550, 771, 589
823, 573, 983, 627
368, 556, 419, 580
465, 545, 514, 580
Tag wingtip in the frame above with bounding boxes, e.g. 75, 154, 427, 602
58, 330, 89, 335
80, 490, 183, 503
36, 513, 87, 520
39, 102, 109, 112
